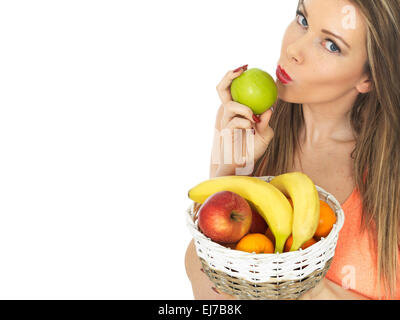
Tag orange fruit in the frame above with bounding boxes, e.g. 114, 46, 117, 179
284, 235, 317, 252
235, 233, 274, 254
314, 200, 337, 238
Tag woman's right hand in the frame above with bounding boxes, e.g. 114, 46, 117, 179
213, 65, 275, 174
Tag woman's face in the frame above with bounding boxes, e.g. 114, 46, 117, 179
277, 0, 370, 104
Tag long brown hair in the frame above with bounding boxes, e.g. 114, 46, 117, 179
254, 0, 400, 298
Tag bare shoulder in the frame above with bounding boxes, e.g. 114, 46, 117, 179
184, 239, 237, 300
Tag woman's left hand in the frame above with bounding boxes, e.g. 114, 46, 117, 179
299, 278, 369, 300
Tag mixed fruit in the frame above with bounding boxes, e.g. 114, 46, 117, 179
188, 172, 336, 254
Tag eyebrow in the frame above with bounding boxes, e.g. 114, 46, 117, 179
299, 1, 351, 49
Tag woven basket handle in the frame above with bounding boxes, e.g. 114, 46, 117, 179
192, 202, 202, 223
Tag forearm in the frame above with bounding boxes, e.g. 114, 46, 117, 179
212, 164, 254, 178
214, 164, 237, 177
326, 279, 370, 300
300, 278, 370, 300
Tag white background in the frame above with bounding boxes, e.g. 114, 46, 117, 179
0, 0, 296, 299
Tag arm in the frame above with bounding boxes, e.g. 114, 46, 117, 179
209, 104, 237, 178
210, 66, 274, 179
209, 104, 255, 179
185, 238, 368, 300
185, 239, 237, 300
299, 278, 370, 300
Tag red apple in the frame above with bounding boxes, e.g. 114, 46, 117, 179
248, 204, 268, 234
198, 191, 252, 244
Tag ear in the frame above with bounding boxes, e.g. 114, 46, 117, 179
356, 74, 372, 94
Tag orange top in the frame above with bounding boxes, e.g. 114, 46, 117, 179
325, 188, 400, 299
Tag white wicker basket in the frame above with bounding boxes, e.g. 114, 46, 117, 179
186, 176, 345, 300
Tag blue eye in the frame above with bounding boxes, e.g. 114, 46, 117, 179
296, 11, 308, 27
324, 39, 341, 53
295, 10, 342, 54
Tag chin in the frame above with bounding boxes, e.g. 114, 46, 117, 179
276, 82, 300, 104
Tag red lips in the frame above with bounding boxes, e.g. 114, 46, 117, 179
276, 65, 293, 84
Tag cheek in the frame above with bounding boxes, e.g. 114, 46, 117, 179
281, 23, 299, 53
278, 65, 358, 104
279, 30, 363, 103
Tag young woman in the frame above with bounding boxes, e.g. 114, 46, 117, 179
185, 0, 400, 299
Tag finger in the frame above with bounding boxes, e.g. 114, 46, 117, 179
255, 108, 274, 130
226, 117, 253, 130
216, 65, 248, 104
222, 101, 256, 127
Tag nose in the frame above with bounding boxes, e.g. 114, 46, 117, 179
286, 38, 305, 65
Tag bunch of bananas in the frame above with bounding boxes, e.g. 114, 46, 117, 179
188, 172, 320, 253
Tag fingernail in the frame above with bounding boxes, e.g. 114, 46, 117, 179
252, 114, 261, 123
200, 268, 204, 273
233, 64, 248, 73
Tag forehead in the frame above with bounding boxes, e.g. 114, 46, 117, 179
302, 0, 367, 48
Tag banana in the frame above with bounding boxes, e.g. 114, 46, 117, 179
269, 172, 320, 252
188, 176, 293, 253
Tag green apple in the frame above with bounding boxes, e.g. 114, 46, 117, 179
230, 68, 277, 115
